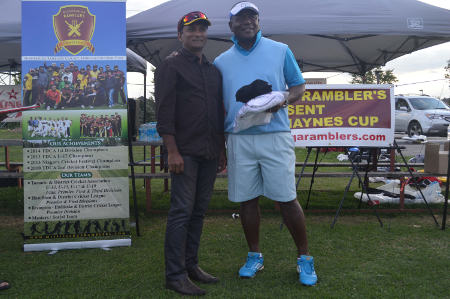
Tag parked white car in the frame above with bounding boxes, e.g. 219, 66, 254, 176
395, 95, 450, 137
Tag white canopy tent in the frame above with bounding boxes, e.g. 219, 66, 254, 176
126, 48, 147, 75
0, 0, 20, 72
126, 0, 450, 74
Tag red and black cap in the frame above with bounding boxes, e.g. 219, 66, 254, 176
177, 11, 211, 33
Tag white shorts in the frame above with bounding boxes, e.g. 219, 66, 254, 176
226, 132, 297, 203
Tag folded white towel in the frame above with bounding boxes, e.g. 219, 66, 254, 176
233, 91, 288, 133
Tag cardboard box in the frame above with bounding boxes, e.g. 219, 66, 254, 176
424, 143, 440, 173
438, 151, 449, 175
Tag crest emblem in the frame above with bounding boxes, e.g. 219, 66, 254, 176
53, 5, 96, 55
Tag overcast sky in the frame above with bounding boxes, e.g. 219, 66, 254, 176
126, 0, 450, 99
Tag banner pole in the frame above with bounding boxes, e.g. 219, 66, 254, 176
143, 73, 147, 175
128, 102, 140, 236
442, 129, 450, 230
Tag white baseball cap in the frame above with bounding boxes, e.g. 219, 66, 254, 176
229, 1, 259, 19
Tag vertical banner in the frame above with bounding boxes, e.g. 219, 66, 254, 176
22, 0, 130, 251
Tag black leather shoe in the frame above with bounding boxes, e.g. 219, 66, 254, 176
188, 266, 219, 284
165, 277, 206, 296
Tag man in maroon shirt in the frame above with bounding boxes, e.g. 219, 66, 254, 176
155, 11, 226, 296
71, 65, 80, 85
45, 84, 61, 109
112, 65, 126, 104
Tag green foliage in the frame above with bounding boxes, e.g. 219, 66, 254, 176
351, 67, 398, 84
135, 67, 157, 124
137, 96, 156, 123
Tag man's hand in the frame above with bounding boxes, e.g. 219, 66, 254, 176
265, 84, 305, 113
286, 84, 305, 105
167, 151, 184, 174
162, 134, 184, 174
265, 101, 285, 113
217, 149, 227, 173
265, 91, 289, 113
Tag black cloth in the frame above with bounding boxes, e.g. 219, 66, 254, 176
155, 47, 224, 160
164, 155, 218, 281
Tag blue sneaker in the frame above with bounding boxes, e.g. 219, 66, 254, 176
239, 252, 264, 278
297, 255, 317, 286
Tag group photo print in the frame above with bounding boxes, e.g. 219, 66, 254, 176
22, 61, 127, 110
22, 110, 127, 141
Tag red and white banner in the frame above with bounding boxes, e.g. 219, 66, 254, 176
289, 84, 395, 147
0, 85, 22, 122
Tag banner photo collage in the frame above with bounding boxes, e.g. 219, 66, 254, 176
22, 0, 130, 242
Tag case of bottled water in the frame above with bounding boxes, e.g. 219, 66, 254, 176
139, 122, 161, 142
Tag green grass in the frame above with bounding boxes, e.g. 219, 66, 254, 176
1, 128, 449, 297
0, 213, 448, 298
0, 127, 20, 139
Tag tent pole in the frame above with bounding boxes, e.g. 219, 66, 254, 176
442, 139, 450, 230
144, 73, 147, 124
127, 101, 141, 236
143, 73, 147, 175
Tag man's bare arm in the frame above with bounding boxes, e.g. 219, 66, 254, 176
285, 83, 305, 105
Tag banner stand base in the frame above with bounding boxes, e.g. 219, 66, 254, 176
23, 239, 131, 252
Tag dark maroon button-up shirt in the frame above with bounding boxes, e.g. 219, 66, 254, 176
155, 48, 224, 159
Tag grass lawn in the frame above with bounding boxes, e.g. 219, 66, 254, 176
0, 128, 449, 297
0, 212, 448, 298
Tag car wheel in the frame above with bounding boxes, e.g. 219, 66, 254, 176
407, 121, 423, 137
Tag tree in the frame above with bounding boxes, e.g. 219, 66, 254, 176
137, 96, 156, 123
350, 67, 398, 84
134, 67, 156, 124
13, 73, 21, 85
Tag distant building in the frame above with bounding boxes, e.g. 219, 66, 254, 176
305, 78, 327, 85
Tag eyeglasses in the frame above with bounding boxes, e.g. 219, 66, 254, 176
182, 11, 208, 26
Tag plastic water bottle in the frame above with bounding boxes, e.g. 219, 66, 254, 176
148, 122, 155, 142
143, 122, 157, 142
138, 125, 144, 141
150, 122, 161, 142
145, 123, 151, 142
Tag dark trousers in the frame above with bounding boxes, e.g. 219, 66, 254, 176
31, 88, 39, 105
24, 90, 32, 106
44, 98, 58, 109
165, 155, 218, 281
37, 86, 46, 104
113, 87, 124, 104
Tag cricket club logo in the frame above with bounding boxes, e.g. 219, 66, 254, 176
53, 5, 95, 55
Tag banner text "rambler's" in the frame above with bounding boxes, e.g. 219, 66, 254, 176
300, 90, 387, 102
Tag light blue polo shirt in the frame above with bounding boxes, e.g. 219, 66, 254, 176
214, 31, 305, 134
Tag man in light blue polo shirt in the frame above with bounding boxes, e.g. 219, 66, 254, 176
214, 1, 317, 286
